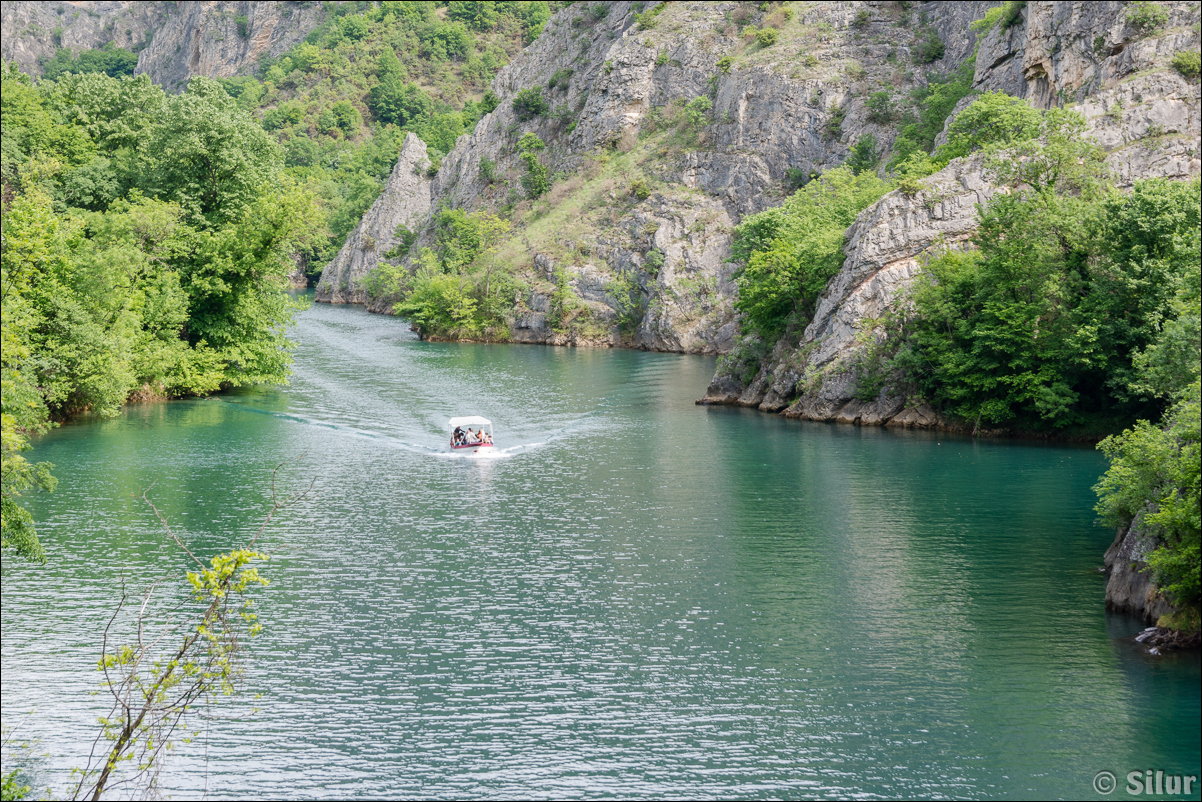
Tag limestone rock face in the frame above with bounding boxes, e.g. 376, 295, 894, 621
316, 133, 433, 306
354, 0, 992, 353
1104, 521, 1178, 624
703, 0, 1201, 424
1, 1, 324, 91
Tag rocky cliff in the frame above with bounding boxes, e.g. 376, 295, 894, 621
317, 132, 434, 305
700, 0, 1201, 425
1104, 518, 1178, 624
318, 0, 998, 353
0, 0, 324, 91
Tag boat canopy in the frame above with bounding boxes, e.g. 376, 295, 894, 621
449, 416, 492, 428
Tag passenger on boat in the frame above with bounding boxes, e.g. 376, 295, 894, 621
452, 426, 464, 445
466, 428, 480, 444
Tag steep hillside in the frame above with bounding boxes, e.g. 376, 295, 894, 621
700, 0, 1200, 425
0, 0, 325, 91
318, 0, 996, 353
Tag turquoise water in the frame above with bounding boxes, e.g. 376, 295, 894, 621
2, 301, 1198, 799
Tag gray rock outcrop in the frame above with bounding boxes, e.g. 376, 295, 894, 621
1, 1, 324, 91
1103, 519, 1178, 623
316, 133, 433, 306
343, 0, 995, 353
701, 0, 1201, 425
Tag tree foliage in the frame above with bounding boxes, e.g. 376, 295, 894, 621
891, 110, 1199, 429
1095, 381, 1201, 613
1, 64, 324, 561
393, 209, 517, 339
731, 167, 892, 338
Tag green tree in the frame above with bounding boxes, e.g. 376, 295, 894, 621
517, 132, 549, 198
732, 167, 891, 338
142, 78, 282, 227
1095, 381, 1200, 616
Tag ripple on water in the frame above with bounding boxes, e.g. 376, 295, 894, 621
2, 303, 1199, 800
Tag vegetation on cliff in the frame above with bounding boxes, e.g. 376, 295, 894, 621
215, 0, 564, 277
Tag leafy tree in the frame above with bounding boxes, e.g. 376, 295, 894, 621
512, 87, 549, 120
517, 132, 549, 198
756, 27, 779, 47
913, 27, 946, 63
1095, 381, 1200, 614
846, 133, 879, 174
732, 167, 891, 338
41, 42, 138, 82
935, 91, 1042, 162
891, 111, 1198, 430
866, 91, 894, 123
142, 78, 282, 227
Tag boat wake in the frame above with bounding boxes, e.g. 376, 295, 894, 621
217, 399, 573, 460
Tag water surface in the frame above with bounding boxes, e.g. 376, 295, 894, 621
3, 302, 1198, 799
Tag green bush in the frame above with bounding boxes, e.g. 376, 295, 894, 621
517, 132, 549, 198
1126, 1, 1170, 32
852, 9, 870, 28
731, 167, 892, 337
512, 87, 549, 120
887, 57, 975, 169
547, 67, 574, 90
40, 42, 138, 81
634, 2, 666, 30
1096, 381, 1200, 613
846, 133, 879, 174
1171, 50, 1201, 80
865, 90, 893, 123
969, 1, 1026, 35
630, 178, 653, 200
716, 55, 733, 74
823, 106, 845, 139
755, 27, 779, 47
913, 27, 946, 63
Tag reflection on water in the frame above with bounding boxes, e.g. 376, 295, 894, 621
2, 302, 1199, 800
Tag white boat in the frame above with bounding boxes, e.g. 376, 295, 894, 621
449, 416, 495, 453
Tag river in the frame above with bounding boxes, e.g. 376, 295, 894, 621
2, 300, 1199, 800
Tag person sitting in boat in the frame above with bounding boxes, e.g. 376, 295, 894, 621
483, 431, 493, 444
466, 428, 480, 444
452, 426, 464, 445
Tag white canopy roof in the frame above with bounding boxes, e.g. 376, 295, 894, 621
449, 416, 492, 428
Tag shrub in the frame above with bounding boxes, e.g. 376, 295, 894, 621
512, 87, 549, 120
823, 105, 845, 139
644, 249, 665, 274
235, 14, 250, 38
784, 166, 808, 192
1126, 2, 1170, 32
716, 55, 733, 74
1171, 50, 1201, 80
630, 178, 652, 200
547, 67, 574, 90
731, 167, 892, 337
518, 132, 549, 198
970, 1, 1026, 35
1096, 383, 1201, 613
756, 27, 779, 47
913, 27, 945, 63
934, 91, 1041, 161
846, 133, 879, 174
865, 90, 894, 123
479, 156, 500, 183
634, 2, 666, 30
680, 96, 712, 131
852, 9, 870, 29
